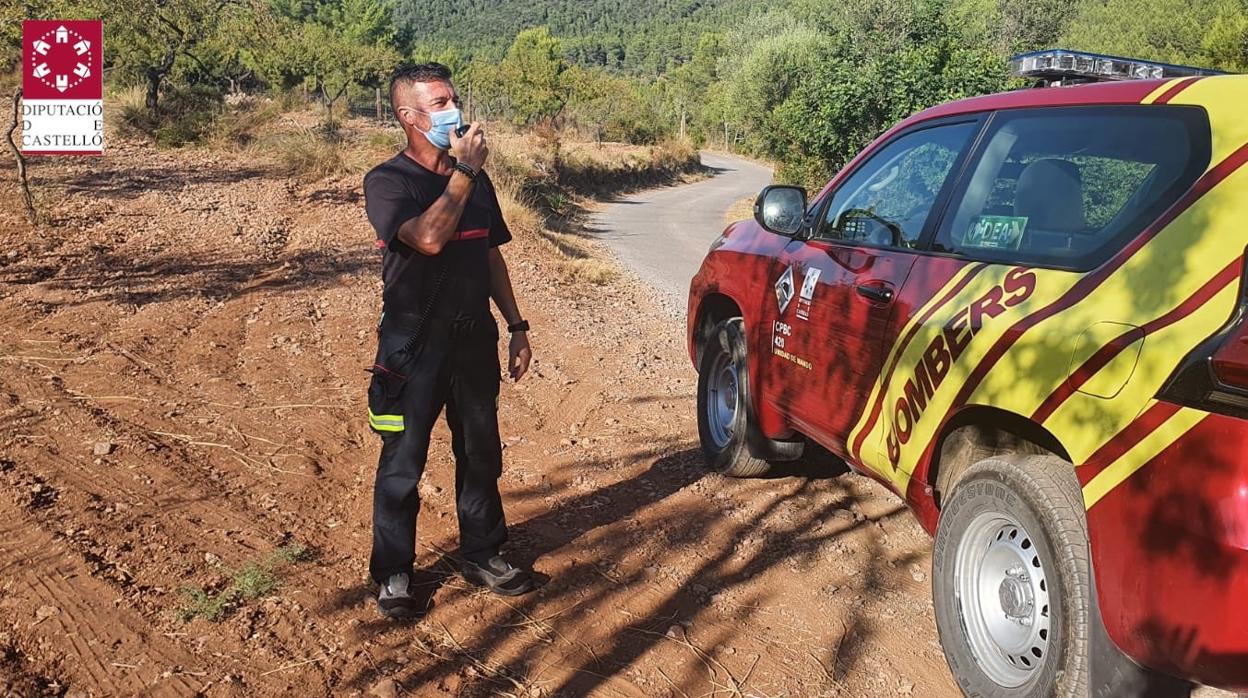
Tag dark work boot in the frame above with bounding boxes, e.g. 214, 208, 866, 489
460, 555, 536, 596
377, 572, 422, 619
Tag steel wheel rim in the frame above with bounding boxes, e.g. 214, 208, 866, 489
954, 510, 1052, 688
705, 349, 739, 450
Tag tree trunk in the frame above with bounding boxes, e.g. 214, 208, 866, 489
319, 80, 334, 131
323, 82, 349, 134
145, 49, 177, 121
375, 87, 383, 121
145, 69, 161, 120
7, 88, 38, 225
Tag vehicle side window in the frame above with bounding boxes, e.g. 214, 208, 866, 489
933, 106, 1210, 269
816, 122, 977, 249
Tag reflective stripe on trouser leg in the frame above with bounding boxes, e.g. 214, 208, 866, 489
368, 408, 405, 432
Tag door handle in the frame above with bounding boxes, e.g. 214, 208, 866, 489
856, 283, 894, 304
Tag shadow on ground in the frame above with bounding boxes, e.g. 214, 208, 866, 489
333, 438, 921, 696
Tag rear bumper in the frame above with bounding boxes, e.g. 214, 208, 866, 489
1084, 407, 1248, 691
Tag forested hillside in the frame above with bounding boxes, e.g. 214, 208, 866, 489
5, 0, 1246, 184
396, 0, 757, 72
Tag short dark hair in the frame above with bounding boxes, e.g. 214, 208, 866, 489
389, 63, 453, 119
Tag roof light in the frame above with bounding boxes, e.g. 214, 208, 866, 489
1010, 49, 1226, 86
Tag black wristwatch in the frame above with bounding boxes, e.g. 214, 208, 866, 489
508, 320, 530, 333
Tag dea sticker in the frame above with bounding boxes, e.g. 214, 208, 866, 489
775, 265, 795, 314
965, 215, 1028, 251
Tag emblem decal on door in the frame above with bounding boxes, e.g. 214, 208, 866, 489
775, 265, 795, 314
795, 267, 820, 320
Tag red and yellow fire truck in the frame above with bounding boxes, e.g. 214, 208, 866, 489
686, 49, 1247, 696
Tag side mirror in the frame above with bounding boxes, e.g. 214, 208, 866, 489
754, 185, 807, 237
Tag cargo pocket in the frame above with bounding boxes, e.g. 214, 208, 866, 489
367, 351, 412, 433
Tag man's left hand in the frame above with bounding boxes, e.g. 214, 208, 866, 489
508, 331, 531, 382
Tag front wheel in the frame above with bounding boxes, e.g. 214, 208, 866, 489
696, 318, 770, 477
933, 455, 1090, 697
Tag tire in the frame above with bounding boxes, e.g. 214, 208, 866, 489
696, 318, 771, 477
932, 454, 1090, 698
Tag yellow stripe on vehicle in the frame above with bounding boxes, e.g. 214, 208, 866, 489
1045, 282, 1238, 463
1140, 78, 1188, 105
1082, 407, 1207, 508
854, 84, 1248, 490
1169, 76, 1248, 169
861, 266, 1073, 488
847, 262, 986, 459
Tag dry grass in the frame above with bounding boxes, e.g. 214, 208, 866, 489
495, 180, 617, 285
260, 132, 357, 180
110, 86, 287, 150
250, 118, 402, 181
480, 124, 704, 285
485, 128, 705, 285
558, 138, 703, 196
724, 196, 755, 226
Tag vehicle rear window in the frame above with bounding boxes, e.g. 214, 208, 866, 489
932, 106, 1210, 270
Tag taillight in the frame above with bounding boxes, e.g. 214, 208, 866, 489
1212, 331, 1248, 387
1158, 254, 1248, 417
1209, 328, 1248, 409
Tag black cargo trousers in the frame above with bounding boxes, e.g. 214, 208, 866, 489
367, 312, 507, 584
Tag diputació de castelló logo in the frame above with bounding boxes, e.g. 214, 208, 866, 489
22, 20, 104, 155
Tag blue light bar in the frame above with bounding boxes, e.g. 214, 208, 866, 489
1010, 49, 1226, 85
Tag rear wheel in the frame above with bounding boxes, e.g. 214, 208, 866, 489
696, 318, 770, 477
933, 455, 1089, 697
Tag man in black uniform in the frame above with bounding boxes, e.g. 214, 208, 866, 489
363, 63, 535, 618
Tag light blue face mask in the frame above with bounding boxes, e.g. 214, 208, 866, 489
418, 107, 462, 150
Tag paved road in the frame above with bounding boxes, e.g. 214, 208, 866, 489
589, 151, 772, 306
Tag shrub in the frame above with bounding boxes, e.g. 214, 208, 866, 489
649, 138, 700, 175
203, 97, 284, 149
176, 544, 313, 623
151, 84, 224, 147
259, 131, 352, 180
110, 84, 289, 150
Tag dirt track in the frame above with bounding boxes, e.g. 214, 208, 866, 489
0, 134, 958, 697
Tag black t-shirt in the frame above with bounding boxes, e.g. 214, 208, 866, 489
363, 152, 511, 321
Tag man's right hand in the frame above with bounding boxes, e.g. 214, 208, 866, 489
451, 122, 488, 172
